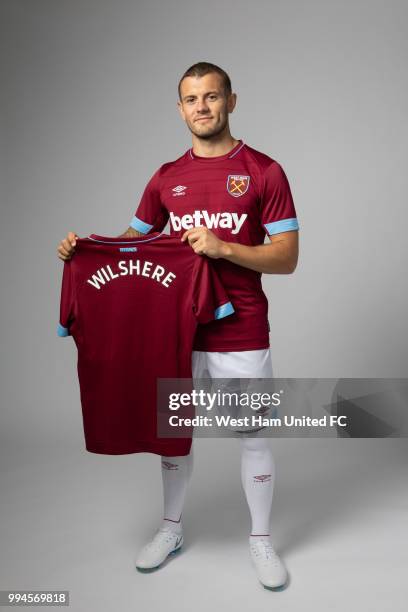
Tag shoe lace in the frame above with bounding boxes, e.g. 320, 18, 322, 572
252, 540, 280, 566
147, 528, 178, 550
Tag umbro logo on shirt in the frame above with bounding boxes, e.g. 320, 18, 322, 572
172, 185, 187, 196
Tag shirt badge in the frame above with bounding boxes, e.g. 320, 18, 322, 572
226, 175, 250, 197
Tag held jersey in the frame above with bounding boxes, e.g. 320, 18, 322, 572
57, 232, 234, 456
130, 140, 299, 352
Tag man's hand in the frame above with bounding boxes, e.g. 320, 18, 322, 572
57, 231, 78, 261
180, 227, 231, 258
57, 227, 143, 261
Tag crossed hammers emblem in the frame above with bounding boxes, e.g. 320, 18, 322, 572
228, 175, 249, 197
230, 179, 247, 194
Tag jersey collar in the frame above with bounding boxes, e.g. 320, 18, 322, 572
188, 139, 245, 162
87, 232, 164, 244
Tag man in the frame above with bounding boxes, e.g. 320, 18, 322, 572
57, 62, 299, 590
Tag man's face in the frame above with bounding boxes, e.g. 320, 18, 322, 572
177, 73, 236, 140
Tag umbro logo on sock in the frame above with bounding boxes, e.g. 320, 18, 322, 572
162, 461, 179, 470
253, 474, 271, 483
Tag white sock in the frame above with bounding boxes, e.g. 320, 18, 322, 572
240, 435, 275, 537
161, 517, 183, 534
160, 448, 193, 533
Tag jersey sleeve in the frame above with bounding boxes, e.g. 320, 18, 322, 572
260, 162, 299, 236
57, 261, 75, 337
130, 167, 169, 234
191, 257, 235, 325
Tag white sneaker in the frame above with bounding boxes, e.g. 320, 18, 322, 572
136, 527, 183, 571
249, 538, 288, 589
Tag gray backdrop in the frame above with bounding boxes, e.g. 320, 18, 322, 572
1, 1, 407, 611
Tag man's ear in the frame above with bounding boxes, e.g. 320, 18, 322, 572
228, 92, 237, 113
177, 100, 185, 121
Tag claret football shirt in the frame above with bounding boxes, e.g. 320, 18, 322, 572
130, 140, 299, 352
57, 232, 234, 456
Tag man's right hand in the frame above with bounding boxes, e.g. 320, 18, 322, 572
57, 231, 78, 261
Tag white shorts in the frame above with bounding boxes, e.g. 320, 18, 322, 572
192, 349, 276, 434
192, 348, 273, 378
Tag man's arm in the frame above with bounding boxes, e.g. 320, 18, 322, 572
180, 228, 299, 274
117, 227, 144, 238
220, 231, 299, 274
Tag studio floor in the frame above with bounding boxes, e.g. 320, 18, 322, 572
1, 437, 407, 611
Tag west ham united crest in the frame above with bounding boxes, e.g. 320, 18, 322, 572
227, 175, 250, 197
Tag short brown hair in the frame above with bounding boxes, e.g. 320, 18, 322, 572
178, 62, 232, 100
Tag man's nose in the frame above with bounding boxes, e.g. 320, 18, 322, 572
196, 98, 209, 113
